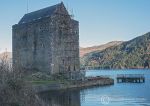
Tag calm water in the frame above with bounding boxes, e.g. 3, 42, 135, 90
40, 69, 150, 106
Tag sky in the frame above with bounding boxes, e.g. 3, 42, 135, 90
0, 0, 150, 52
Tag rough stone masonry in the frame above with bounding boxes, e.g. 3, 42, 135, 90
12, 2, 81, 79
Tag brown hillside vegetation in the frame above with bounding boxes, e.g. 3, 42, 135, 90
80, 41, 123, 57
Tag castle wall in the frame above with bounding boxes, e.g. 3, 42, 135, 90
51, 13, 80, 74
12, 3, 80, 75
13, 18, 53, 73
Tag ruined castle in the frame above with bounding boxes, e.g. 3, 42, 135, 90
12, 2, 81, 79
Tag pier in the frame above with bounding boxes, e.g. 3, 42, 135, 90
117, 74, 145, 83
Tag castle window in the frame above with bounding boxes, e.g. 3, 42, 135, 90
62, 59, 64, 65
59, 30, 63, 36
41, 43, 44, 48
68, 66, 70, 71
74, 66, 76, 71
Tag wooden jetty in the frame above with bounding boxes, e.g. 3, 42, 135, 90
117, 74, 145, 83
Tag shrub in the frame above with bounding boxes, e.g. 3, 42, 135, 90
0, 55, 48, 106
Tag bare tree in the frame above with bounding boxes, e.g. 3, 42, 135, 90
0, 53, 49, 106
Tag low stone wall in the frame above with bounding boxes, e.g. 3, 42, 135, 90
33, 77, 114, 93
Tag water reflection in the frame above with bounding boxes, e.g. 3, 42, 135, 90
39, 70, 150, 106
39, 90, 81, 106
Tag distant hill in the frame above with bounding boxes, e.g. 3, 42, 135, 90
80, 41, 123, 57
81, 32, 150, 69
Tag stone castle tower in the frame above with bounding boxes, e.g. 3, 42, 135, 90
12, 2, 80, 78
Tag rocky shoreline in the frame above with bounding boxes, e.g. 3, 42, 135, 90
33, 77, 114, 93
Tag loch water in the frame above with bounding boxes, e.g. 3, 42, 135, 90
40, 69, 150, 106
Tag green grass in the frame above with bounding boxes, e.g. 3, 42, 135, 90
25, 72, 72, 85
30, 80, 59, 85
30, 79, 71, 85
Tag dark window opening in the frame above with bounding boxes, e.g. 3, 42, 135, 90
74, 66, 76, 71
68, 66, 70, 71
62, 59, 64, 65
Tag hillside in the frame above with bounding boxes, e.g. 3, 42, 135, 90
81, 32, 150, 69
80, 41, 123, 57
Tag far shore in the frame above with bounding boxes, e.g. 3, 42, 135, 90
84, 68, 150, 71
